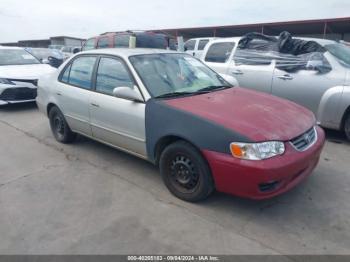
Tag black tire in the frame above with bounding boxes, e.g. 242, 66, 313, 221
159, 141, 214, 202
49, 106, 76, 143
345, 113, 350, 142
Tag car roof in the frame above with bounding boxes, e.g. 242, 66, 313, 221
81, 48, 181, 58
208, 36, 337, 46
209, 37, 242, 44
186, 37, 218, 41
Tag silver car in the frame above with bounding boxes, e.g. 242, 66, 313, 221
202, 37, 350, 141
36, 48, 325, 202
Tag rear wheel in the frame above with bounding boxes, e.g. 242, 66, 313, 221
345, 113, 350, 141
49, 106, 76, 143
159, 141, 214, 202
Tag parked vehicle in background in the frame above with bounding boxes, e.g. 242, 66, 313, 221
82, 31, 177, 51
202, 33, 350, 141
36, 48, 325, 202
61, 46, 81, 60
184, 37, 217, 58
48, 45, 64, 51
0, 46, 55, 105
25, 48, 64, 68
48, 45, 81, 60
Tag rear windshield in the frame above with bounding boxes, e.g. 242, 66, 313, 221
0, 49, 40, 66
136, 34, 168, 49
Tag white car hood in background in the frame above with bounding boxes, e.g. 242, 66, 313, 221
0, 64, 56, 79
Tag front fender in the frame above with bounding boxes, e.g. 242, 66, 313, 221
145, 99, 251, 163
317, 86, 344, 129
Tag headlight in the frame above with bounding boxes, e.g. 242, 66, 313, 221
230, 141, 285, 160
0, 78, 14, 85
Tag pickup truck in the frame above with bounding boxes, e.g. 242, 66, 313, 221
201, 35, 350, 141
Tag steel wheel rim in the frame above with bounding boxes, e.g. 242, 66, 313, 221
53, 114, 65, 139
169, 154, 200, 194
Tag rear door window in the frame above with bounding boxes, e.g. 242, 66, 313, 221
65, 56, 97, 89
205, 42, 235, 63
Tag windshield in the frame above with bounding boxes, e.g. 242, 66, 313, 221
129, 53, 229, 97
0, 49, 40, 66
325, 43, 350, 67
27, 48, 63, 60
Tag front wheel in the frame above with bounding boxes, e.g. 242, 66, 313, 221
345, 113, 350, 141
49, 106, 76, 143
159, 141, 214, 202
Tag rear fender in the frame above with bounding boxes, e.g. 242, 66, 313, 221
317, 86, 344, 130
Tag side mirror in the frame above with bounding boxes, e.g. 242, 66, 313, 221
219, 73, 238, 86
113, 86, 143, 102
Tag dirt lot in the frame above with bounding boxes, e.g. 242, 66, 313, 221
0, 103, 349, 255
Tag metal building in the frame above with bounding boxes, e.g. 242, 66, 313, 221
153, 17, 350, 41
1, 36, 85, 48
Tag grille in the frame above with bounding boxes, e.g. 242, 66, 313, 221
0, 88, 37, 101
290, 127, 317, 151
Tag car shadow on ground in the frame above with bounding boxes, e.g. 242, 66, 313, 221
324, 128, 349, 145
72, 128, 340, 217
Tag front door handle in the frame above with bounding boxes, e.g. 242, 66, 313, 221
56, 92, 62, 96
91, 103, 99, 108
277, 74, 293, 80
231, 69, 244, 75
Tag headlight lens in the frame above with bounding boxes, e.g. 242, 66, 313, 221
0, 78, 14, 85
230, 141, 285, 160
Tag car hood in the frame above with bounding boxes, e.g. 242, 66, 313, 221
0, 64, 56, 79
164, 87, 315, 141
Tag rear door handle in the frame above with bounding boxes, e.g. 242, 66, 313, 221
231, 69, 244, 75
277, 74, 293, 80
91, 103, 99, 108
56, 92, 62, 96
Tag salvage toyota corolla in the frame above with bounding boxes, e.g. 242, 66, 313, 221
36, 49, 325, 202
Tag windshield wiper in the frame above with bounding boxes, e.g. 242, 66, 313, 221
196, 85, 232, 93
155, 91, 195, 99
155, 85, 232, 99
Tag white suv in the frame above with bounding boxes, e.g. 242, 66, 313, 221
184, 37, 217, 59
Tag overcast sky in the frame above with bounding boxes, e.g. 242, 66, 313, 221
0, 0, 349, 42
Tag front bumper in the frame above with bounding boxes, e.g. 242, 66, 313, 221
202, 126, 325, 200
0, 87, 37, 104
